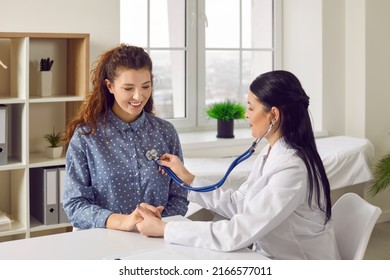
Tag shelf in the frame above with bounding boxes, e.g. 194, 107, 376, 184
0, 159, 26, 171
0, 32, 89, 241
29, 152, 65, 167
0, 97, 26, 104
29, 216, 70, 233
0, 169, 28, 237
29, 95, 85, 103
0, 220, 26, 237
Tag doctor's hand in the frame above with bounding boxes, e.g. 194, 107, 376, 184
138, 202, 164, 219
106, 203, 164, 232
136, 204, 167, 237
158, 153, 195, 186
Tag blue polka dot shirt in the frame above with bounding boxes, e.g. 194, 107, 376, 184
63, 108, 188, 229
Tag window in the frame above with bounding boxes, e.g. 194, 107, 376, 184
120, 0, 281, 130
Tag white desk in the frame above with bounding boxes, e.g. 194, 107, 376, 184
0, 227, 269, 260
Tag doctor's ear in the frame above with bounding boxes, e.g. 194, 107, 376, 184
271, 107, 279, 119
270, 107, 280, 123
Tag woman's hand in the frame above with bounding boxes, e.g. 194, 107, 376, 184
158, 153, 195, 185
106, 203, 164, 231
136, 204, 167, 237
138, 202, 164, 219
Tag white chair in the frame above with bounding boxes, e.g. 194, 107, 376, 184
332, 192, 382, 260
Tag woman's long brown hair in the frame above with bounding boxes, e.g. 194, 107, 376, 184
63, 44, 154, 146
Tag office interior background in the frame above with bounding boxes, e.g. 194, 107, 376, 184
0, 0, 389, 255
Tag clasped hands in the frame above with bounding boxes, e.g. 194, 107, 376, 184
121, 153, 193, 237
134, 202, 167, 237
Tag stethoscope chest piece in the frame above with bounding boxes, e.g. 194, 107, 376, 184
143, 123, 272, 192
145, 149, 159, 161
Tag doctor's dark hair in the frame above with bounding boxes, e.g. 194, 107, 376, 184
250, 70, 332, 223
64, 44, 154, 145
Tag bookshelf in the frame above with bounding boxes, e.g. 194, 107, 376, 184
0, 32, 89, 241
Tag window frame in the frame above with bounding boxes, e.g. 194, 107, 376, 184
120, 0, 282, 132
194, 0, 283, 129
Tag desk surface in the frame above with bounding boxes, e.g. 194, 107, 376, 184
0, 227, 269, 260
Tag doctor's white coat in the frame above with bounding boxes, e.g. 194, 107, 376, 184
164, 139, 341, 260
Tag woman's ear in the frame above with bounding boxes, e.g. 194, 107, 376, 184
105, 79, 114, 94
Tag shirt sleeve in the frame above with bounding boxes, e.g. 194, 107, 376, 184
186, 148, 267, 219
161, 124, 189, 217
164, 160, 308, 251
63, 132, 112, 229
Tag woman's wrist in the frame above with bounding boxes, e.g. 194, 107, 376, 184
106, 213, 136, 231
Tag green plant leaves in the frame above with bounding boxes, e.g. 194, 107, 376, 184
40, 57, 54, 71
43, 129, 63, 148
369, 153, 390, 196
206, 100, 246, 121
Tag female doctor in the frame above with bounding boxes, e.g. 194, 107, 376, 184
136, 70, 341, 260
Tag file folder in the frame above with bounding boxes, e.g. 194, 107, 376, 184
0, 105, 7, 165
30, 167, 59, 225
58, 167, 69, 223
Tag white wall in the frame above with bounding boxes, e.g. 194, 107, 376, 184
322, 0, 345, 136
0, 0, 120, 71
364, 0, 390, 218
284, 0, 390, 158
283, 0, 324, 132
283, 0, 349, 137
365, 0, 390, 159
284, 0, 390, 216
345, 0, 366, 138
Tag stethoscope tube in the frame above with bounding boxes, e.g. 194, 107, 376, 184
156, 144, 255, 192
152, 122, 274, 192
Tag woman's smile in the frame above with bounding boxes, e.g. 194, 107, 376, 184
129, 101, 143, 108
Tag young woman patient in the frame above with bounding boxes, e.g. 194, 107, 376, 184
63, 44, 188, 231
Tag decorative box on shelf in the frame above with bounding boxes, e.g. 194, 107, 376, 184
0, 210, 11, 232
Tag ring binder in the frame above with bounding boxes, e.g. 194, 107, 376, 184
30, 167, 59, 225
58, 167, 69, 224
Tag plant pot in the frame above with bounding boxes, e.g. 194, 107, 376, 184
39, 71, 52, 97
45, 146, 63, 159
217, 119, 234, 138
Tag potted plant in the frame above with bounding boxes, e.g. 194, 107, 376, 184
40, 57, 54, 71
368, 153, 390, 196
206, 100, 246, 138
44, 127, 63, 159
39, 57, 54, 97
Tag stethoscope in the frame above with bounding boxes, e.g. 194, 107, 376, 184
145, 123, 274, 192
